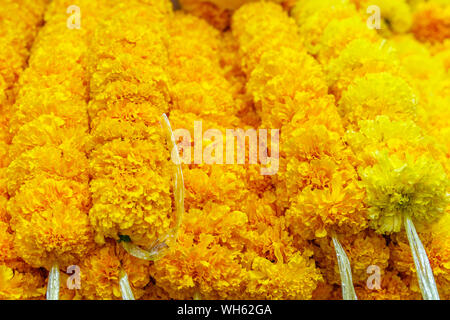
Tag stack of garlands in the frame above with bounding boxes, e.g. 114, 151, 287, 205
0, 0, 449, 300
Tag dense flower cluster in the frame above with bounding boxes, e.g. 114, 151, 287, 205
233, 1, 367, 243
149, 10, 322, 300
293, 0, 449, 298
0, 0, 448, 300
411, 0, 450, 43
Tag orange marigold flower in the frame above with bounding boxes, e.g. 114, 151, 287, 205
79, 242, 151, 300
412, 1, 450, 43
313, 230, 389, 285
0, 265, 45, 300
355, 271, 422, 300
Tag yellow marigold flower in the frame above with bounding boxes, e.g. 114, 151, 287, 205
338, 73, 418, 128
285, 169, 367, 240
247, 47, 328, 128
312, 230, 389, 285
6, 143, 90, 197
152, 203, 249, 299
359, 152, 448, 234
243, 251, 322, 300
89, 99, 166, 145
345, 116, 448, 234
8, 176, 90, 222
7, 114, 89, 164
232, 1, 302, 74
291, 0, 357, 55
89, 138, 174, 246
355, 271, 422, 300
79, 242, 151, 300
390, 213, 450, 299
277, 122, 367, 236
343, 112, 448, 297
0, 265, 45, 300
153, 200, 321, 300
391, 34, 444, 80
317, 16, 378, 64
183, 166, 249, 211
345, 115, 446, 171
279, 94, 345, 143
168, 12, 240, 126
10, 89, 88, 138
412, 1, 450, 43
326, 39, 404, 100
10, 177, 94, 269
0, 219, 44, 277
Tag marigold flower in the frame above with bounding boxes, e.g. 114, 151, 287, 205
338, 73, 418, 128
360, 152, 447, 234
355, 271, 422, 300
390, 213, 450, 299
326, 39, 404, 101
247, 47, 328, 128
291, 0, 357, 55
412, 1, 450, 43
312, 230, 390, 285
318, 16, 378, 64
89, 138, 174, 246
345, 116, 446, 168
168, 12, 240, 127
231, 1, 302, 74
390, 34, 444, 84
151, 203, 249, 299
79, 242, 151, 300
10, 176, 94, 269
345, 116, 448, 234
0, 265, 45, 300
243, 251, 322, 300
